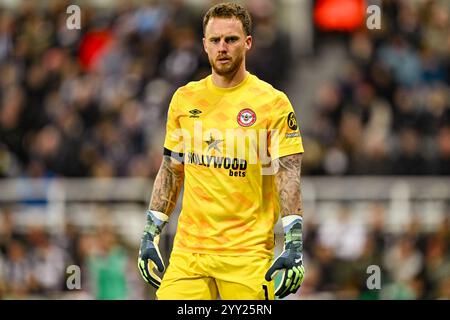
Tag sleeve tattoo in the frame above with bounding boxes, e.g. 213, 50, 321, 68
149, 155, 184, 216
274, 153, 303, 218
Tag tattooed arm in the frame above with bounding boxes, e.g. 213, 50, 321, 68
274, 153, 303, 218
138, 154, 184, 288
265, 152, 305, 298
148, 155, 185, 216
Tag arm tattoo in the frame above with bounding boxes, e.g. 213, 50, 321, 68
274, 153, 303, 218
149, 155, 184, 216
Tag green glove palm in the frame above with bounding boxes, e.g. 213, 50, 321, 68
138, 210, 168, 289
265, 215, 305, 299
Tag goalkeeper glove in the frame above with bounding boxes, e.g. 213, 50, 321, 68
265, 215, 305, 299
138, 210, 168, 289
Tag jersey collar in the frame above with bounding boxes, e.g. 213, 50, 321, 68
206, 71, 252, 94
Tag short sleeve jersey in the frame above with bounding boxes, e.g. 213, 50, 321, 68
164, 72, 303, 258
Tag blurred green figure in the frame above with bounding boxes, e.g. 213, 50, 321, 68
88, 228, 128, 300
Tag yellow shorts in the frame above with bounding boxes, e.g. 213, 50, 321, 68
157, 251, 275, 300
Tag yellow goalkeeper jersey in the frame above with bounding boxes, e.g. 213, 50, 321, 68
163, 72, 304, 258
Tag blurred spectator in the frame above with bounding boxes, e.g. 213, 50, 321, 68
2, 240, 33, 298
318, 205, 367, 260
390, 128, 428, 175
434, 125, 450, 175
423, 225, 450, 299
27, 227, 68, 296
87, 227, 131, 300
436, 277, 450, 299
352, 234, 383, 300
378, 35, 421, 88
246, 0, 292, 88
383, 235, 424, 283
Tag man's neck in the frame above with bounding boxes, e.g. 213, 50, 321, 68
211, 66, 248, 88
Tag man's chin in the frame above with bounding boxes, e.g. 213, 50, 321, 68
212, 64, 235, 76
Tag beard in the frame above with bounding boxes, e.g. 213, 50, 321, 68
210, 53, 244, 77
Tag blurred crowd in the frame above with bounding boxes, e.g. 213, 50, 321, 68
300, 202, 450, 300
0, 206, 146, 300
1, 202, 449, 300
305, 0, 450, 175
304, 0, 450, 175
1, 0, 449, 178
0, 0, 291, 179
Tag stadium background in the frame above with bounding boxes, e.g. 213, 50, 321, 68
0, 0, 449, 300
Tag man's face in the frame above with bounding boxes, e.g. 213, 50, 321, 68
203, 17, 252, 76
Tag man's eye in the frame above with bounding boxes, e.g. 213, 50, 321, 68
211, 38, 219, 43
226, 38, 238, 43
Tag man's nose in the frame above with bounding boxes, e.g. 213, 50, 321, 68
218, 39, 228, 52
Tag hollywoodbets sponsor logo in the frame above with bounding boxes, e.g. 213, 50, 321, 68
187, 152, 247, 177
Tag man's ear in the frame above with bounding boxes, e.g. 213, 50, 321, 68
245, 35, 252, 50
203, 37, 208, 54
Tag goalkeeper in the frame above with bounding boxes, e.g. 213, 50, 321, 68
138, 2, 305, 300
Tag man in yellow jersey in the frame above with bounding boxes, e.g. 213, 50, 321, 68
138, 2, 305, 300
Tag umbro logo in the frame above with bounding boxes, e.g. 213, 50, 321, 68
189, 109, 202, 118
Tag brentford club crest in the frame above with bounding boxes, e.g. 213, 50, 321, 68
237, 108, 256, 127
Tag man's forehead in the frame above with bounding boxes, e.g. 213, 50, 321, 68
205, 17, 245, 37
